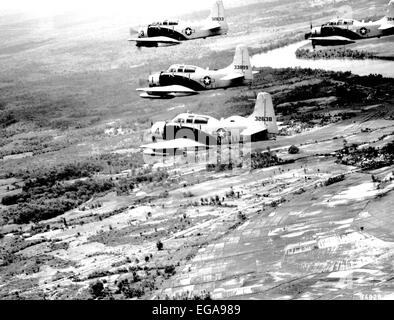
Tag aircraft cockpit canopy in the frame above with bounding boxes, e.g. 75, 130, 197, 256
149, 20, 179, 26
167, 65, 197, 73
324, 18, 354, 26
172, 114, 211, 125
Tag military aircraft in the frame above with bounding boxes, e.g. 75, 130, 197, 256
128, 0, 228, 48
305, 0, 394, 48
136, 45, 256, 99
140, 92, 278, 156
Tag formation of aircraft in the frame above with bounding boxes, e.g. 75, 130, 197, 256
305, 0, 394, 48
131, 0, 393, 156
128, 0, 228, 47
136, 45, 256, 99
140, 92, 278, 155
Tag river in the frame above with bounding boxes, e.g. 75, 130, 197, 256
251, 40, 394, 78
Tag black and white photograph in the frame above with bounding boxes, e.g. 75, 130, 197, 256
1, 0, 394, 305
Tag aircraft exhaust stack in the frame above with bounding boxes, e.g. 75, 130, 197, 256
249, 92, 278, 134
231, 45, 253, 81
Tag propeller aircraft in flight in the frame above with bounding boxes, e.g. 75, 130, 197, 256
129, 0, 228, 48
136, 45, 257, 99
140, 92, 278, 156
305, 0, 394, 48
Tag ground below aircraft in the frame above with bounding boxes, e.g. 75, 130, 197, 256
136, 45, 257, 99
305, 0, 394, 48
140, 92, 278, 155
128, 0, 228, 48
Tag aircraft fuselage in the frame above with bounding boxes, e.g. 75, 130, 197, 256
306, 17, 394, 47
151, 113, 274, 145
148, 65, 250, 92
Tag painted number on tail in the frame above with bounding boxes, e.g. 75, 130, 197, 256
212, 17, 225, 21
234, 65, 249, 70
255, 116, 272, 122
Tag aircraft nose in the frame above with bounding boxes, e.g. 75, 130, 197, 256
137, 27, 147, 38
151, 121, 166, 139
149, 72, 161, 87
311, 26, 321, 35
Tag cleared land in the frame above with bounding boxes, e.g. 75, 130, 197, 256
1, 0, 394, 300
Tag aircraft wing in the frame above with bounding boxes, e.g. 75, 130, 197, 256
220, 73, 245, 81
310, 36, 356, 44
136, 85, 198, 98
141, 138, 208, 150
379, 24, 394, 30
201, 21, 222, 31
241, 124, 267, 137
128, 36, 181, 45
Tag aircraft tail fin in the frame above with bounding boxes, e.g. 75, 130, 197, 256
230, 45, 253, 81
387, 0, 394, 21
248, 92, 278, 134
209, 0, 228, 30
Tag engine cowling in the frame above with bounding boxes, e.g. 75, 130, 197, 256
137, 27, 148, 38
148, 72, 161, 87
151, 121, 166, 139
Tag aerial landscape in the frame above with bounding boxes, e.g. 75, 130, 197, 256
1, 0, 394, 300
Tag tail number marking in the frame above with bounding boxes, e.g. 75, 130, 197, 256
212, 17, 225, 21
234, 65, 249, 70
255, 116, 272, 122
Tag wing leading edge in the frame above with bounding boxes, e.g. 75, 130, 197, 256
136, 85, 198, 99
141, 138, 208, 150
128, 36, 181, 45
310, 35, 356, 45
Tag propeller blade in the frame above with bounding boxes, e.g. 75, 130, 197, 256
138, 78, 147, 86
129, 27, 139, 35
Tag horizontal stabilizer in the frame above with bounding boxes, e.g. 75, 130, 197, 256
201, 21, 222, 31
379, 24, 394, 30
220, 73, 244, 81
241, 124, 267, 137
141, 138, 208, 150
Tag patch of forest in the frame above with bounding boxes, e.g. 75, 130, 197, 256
0, 159, 168, 225
336, 141, 394, 171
